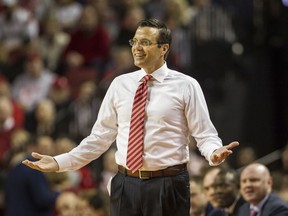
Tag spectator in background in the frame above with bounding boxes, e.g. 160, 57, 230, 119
87, 0, 119, 42
110, 0, 146, 23
76, 191, 109, 216
0, 0, 39, 53
0, 96, 21, 167
47, 76, 72, 136
39, 14, 71, 72
24, 98, 59, 137
114, 5, 146, 47
143, 0, 167, 20
162, 0, 193, 73
0, 95, 20, 213
272, 171, 288, 203
211, 168, 246, 215
238, 163, 288, 216
202, 167, 222, 215
53, 0, 83, 32
18, 0, 54, 21
0, 0, 39, 82
11, 52, 55, 113
5, 135, 60, 216
189, 175, 208, 216
0, 42, 9, 78
3, 128, 30, 169
99, 46, 136, 97
55, 191, 81, 216
67, 80, 103, 187
85, 192, 109, 216
0, 74, 24, 127
59, 5, 110, 77
68, 80, 102, 143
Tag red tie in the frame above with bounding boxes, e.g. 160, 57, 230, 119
126, 75, 152, 173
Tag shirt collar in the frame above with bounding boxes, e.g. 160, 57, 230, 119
139, 62, 168, 83
250, 194, 269, 213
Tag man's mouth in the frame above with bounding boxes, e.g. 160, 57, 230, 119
134, 53, 145, 58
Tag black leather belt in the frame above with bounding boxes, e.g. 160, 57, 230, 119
118, 163, 187, 179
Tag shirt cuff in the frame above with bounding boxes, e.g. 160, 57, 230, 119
54, 153, 73, 172
208, 148, 225, 166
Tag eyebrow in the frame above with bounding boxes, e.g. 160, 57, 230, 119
133, 38, 152, 41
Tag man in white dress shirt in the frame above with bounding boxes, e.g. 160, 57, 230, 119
23, 19, 239, 216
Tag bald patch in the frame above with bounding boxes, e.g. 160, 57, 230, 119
242, 163, 270, 178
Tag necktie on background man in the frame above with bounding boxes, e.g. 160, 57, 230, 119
250, 209, 258, 216
126, 75, 152, 173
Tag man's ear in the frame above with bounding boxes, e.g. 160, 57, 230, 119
161, 44, 170, 56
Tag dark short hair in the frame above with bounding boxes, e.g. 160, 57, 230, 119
216, 167, 240, 188
137, 18, 172, 48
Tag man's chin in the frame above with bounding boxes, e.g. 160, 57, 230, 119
134, 58, 145, 66
134, 62, 142, 68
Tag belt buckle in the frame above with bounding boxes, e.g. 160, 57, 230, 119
139, 170, 150, 179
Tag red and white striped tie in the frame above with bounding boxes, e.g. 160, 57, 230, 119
126, 75, 152, 173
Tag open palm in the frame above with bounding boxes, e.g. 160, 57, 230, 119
22, 152, 59, 172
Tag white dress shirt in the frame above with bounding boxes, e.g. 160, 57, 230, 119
55, 63, 223, 171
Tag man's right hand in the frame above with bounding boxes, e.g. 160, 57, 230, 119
22, 152, 59, 172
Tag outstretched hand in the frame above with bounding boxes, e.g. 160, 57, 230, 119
22, 152, 59, 172
210, 141, 239, 164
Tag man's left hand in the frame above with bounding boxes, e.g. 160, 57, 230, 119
210, 141, 239, 164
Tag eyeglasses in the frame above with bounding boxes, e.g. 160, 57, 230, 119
129, 39, 159, 47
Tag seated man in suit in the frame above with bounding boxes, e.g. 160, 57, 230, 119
189, 175, 208, 216
202, 167, 223, 216
210, 168, 246, 216
238, 163, 288, 216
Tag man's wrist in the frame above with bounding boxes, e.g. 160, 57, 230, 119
53, 157, 60, 171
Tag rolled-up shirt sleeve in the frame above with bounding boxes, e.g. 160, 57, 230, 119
184, 78, 223, 165
54, 79, 119, 172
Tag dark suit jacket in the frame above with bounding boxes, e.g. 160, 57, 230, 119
5, 156, 60, 216
208, 196, 246, 216
237, 193, 288, 216
206, 202, 223, 216
230, 196, 246, 216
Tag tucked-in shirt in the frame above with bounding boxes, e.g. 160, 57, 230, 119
55, 63, 223, 171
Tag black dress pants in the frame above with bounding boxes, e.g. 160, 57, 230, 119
110, 170, 190, 216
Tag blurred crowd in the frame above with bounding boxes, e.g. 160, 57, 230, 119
0, 0, 287, 215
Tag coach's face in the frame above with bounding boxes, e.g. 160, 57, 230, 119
131, 27, 169, 74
